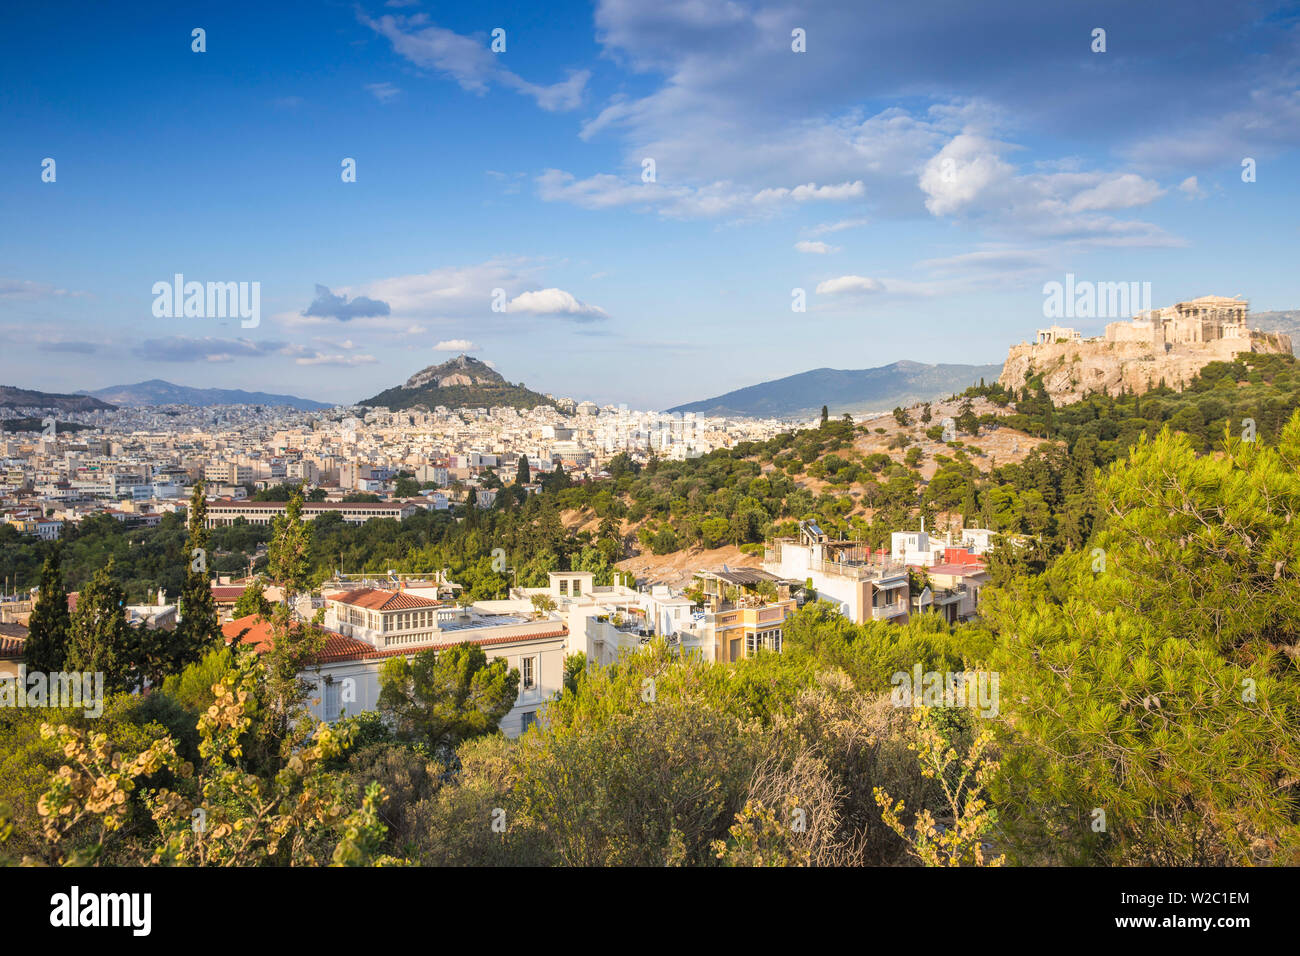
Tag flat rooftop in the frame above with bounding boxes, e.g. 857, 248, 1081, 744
439, 612, 531, 631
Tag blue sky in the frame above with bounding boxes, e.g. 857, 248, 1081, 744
2, 0, 1298, 409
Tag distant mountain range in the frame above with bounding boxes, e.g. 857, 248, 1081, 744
667, 360, 1005, 419
80, 380, 332, 410
1251, 311, 1300, 355
0, 385, 115, 412
358, 354, 556, 411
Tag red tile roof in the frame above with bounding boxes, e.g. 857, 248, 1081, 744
317, 627, 570, 663
318, 631, 384, 662
211, 586, 248, 601
219, 613, 567, 664
221, 613, 277, 653
326, 587, 443, 611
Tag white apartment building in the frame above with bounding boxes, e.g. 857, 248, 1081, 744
474, 572, 663, 667
765, 521, 910, 624
959, 528, 998, 554
891, 526, 1000, 566
286, 587, 570, 736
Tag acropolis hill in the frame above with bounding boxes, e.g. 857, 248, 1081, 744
998, 295, 1293, 404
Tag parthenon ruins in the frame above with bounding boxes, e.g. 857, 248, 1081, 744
1103, 295, 1250, 347
1010, 295, 1292, 404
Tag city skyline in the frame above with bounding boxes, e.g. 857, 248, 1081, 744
2, 0, 1298, 409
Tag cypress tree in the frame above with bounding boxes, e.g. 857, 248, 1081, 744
516, 455, 531, 485
24, 548, 70, 673
173, 481, 221, 670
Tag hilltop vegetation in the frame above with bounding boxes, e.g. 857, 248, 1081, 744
7, 411, 1300, 866
7, 361, 1300, 867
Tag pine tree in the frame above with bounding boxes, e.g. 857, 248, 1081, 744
263, 490, 325, 735
231, 578, 272, 619
267, 491, 313, 600
24, 549, 70, 673
173, 481, 221, 670
66, 560, 140, 692
988, 412, 1300, 865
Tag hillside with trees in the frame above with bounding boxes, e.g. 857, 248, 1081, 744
6, 409, 1300, 865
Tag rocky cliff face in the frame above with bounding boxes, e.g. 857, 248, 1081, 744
997, 331, 1292, 403
358, 354, 555, 411
402, 354, 503, 390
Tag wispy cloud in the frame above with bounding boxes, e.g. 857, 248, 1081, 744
537, 170, 867, 221
364, 81, 400, 102
795, 240, 838, 255
816, 276, 885, 296
361, 12, 589, 111
132, 337, 291, 363
0, 279, 89, 299
130, 336, 376, 367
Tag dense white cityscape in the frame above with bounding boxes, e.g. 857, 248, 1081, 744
0, 398, 791, 539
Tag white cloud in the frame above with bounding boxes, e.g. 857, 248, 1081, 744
816, 276, 885, 296
506, 288, 608, 319
569, 0, 1229, 249
919, 134, 1017, 216
915, 135, 1180, 246
754, 181, 865, 203
284, 262, 610, 333
1065, 173, 1165, 212
435, 339, 480, 351
1178, 175, 1207, 199
286, 260, 536, 329
795, 240, 838, 254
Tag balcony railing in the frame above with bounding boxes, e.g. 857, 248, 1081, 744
811, 558, 907, 581
871, 601, 909, 620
